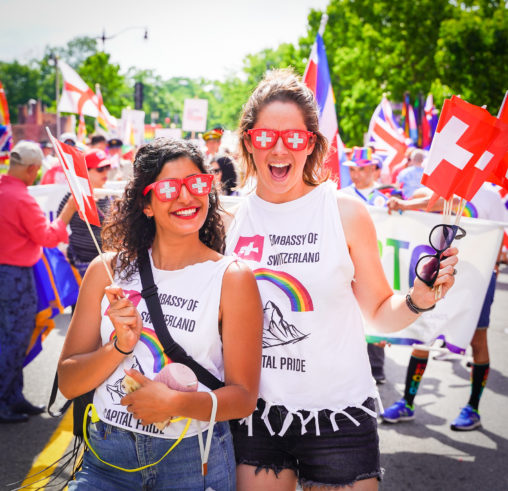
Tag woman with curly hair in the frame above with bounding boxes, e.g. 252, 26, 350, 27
225, 70, 459, 490
58, 138, 262, 490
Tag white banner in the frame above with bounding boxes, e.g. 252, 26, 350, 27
365, 208, 503, 353
30, 186, 503, 354
182, 99, 208, 132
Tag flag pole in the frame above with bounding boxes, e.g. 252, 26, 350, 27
45, 126, 115, 286
55, 56, 61, 139
318, 14, 328, 37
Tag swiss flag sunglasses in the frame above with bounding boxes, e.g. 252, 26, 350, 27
246, 128, 314, 151
143, 174, 214, 202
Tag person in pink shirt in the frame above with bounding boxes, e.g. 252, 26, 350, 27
0, 141, 75, 424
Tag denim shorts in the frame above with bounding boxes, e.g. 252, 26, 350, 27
69, 420, 235, 490
230, 398, 382, 488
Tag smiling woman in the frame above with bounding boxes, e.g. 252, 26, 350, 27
57, 138, 263, 490
226, 69, 459, 491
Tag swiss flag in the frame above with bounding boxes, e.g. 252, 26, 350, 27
422, 96, 505, 200
488, 91, 508, 191
234, 235, 264, 262
47, 129, 100, 226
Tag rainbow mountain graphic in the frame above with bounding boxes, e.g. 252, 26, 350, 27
263, 301, 309, 348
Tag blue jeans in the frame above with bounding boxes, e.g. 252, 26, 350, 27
0, 264, 37, 411
69, 420, 236, 490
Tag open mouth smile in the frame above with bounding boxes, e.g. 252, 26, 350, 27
269, 163, 291, 180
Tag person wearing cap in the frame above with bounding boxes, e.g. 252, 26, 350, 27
203, 128, 239, 195
106, 138, 132, 181
56, 149, 112, 279
59, 132, 77, 147
340, 146, 387, 384
0, 141, 76, 424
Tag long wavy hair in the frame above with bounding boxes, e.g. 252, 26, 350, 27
102, 138, 225, 281
238, 68, 329, 186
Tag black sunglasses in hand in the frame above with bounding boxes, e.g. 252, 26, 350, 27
415, 224, 466, 288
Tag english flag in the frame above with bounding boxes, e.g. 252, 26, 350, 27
422, 96, 508, 201
47, 128, 100, 226
366, 96, 408, 176
58, 60, 99, 117
303, 19, 348, 187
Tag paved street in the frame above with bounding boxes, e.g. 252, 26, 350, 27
1, 266, 507, 490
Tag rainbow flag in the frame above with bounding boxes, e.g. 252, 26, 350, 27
25, 247, 80, 366
303, 18, 349, 188
0, 81, 12, 163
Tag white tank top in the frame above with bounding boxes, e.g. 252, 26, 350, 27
226, 182, 377, 415
93, 252, 235, 439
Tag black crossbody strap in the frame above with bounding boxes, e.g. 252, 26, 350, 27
47, 372, 72, 417
138, 252, 224, 391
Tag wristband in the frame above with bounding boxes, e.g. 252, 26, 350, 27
114, 338, 134, 355
405, 293, 436, 314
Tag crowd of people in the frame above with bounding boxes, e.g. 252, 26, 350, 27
0, 69, 506, 490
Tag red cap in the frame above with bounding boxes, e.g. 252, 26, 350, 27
85, 149, 110, 169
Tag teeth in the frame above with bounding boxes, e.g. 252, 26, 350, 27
270, 163, 290, 168
175, 208, 197, 216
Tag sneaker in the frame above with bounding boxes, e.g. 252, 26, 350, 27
450, 405, 481, 431
381, 398, 415, 423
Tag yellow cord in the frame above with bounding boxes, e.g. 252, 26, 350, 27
82, 403, 192, 472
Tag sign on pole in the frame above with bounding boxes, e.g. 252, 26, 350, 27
182, 99, 208, 132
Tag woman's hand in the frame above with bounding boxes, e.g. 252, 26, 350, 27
411, 246, 459, 309
120, 369, 176, 425
105, 287, 142, 353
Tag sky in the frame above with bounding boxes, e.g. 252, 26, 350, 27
1, 0, 330, 80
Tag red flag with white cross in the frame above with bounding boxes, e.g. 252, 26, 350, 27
47, 128, 100, 226
421, 96, 508, 200
488, 91, 508, 192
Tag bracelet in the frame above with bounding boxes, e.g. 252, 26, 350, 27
114, 338, 134, 355
405, 293, 436, 314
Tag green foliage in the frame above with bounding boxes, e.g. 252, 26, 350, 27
78, 52, 130, 118
0, 61, 40, 122
435, 2, 508, 111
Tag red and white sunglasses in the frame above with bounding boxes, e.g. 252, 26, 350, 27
246, 128, 314, 151
143, 174, 214, 202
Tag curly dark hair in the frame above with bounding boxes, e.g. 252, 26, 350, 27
102, 138, 225, 281
238, 68, 329, 187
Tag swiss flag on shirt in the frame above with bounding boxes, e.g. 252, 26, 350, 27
48, 130, 101, 226
422, 96, 508, 200
234, 235, 264, 262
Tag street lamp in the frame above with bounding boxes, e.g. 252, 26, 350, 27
97, 26, 148, 51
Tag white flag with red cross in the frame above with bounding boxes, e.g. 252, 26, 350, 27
46, 128, 100, 226
57, 60, 99, 117
422, 95, 508, 201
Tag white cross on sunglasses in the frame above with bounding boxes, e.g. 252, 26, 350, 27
287, 133, 304, 148
160, 181, 177, 199
191, 177, 207, 194
255, 131, 273, 147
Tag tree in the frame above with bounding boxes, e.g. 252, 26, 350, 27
0, 61, 40, 123
435, 2, 508, 112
